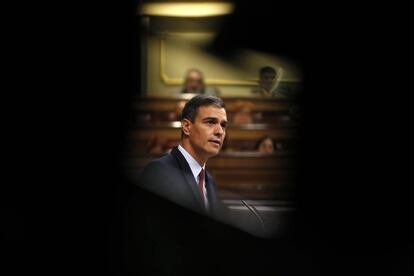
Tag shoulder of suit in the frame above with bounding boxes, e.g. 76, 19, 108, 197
139, 155, 176, 191
142, 153, 176, 172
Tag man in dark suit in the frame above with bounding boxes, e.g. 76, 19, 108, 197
138, 95, 229, 220
128, 95, 295, 275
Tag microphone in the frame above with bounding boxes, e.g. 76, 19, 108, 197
241, 200, 266, 236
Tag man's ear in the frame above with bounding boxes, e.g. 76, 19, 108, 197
182, 119, 191, 136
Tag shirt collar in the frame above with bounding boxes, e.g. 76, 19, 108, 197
177, 144, 205, 181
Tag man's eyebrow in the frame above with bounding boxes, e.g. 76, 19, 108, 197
202, 117, 218, 121
202, 117, 229, 124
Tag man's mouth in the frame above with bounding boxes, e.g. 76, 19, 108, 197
208, 139, 221, 146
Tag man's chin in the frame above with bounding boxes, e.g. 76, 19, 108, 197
204, 148, 220, 158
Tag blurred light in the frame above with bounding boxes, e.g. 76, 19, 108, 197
171, 121, 182, 128
139, 2, 235, 17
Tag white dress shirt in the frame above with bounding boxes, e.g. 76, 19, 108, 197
177, 144, 209, 209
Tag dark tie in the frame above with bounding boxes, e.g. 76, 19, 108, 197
198, 168, 205, 206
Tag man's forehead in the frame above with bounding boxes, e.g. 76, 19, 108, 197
197, 105, 227, 119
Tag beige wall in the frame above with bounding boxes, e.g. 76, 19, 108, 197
144, 21, 302, 97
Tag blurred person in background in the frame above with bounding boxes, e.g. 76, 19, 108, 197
255, 135, 275, 153
179, 68, 220, 96
252, 66, 289, 98
231, 100, 254, 124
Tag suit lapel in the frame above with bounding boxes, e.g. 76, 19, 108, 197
170, 147, 205, 210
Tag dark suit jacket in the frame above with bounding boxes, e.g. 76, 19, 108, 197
127, 147, 297, 275
138, 146, 227, 221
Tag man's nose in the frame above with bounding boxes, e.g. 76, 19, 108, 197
214, 124, 224, 136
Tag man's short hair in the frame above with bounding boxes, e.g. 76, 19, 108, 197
259, 66, 277, 77
181, 95, 225, 123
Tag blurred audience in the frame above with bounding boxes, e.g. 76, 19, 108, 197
147, 137, 178, 155
252, 66, 289, 98
147, 137, 167, 155
231, 100, 254, 124
167, 100, 187, 121
175, 100, 186, 120
180, 68, 220, 96
255, 135, 276, 153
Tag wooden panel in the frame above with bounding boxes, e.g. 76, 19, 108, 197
224, 138, 298, 152
129, 125, 297, 141
211, 170, 292, 186
212, 169, 295, 200
133, 122, 297, 129
125, 152, 296, 169
133, 96, 293, 113
207, 152, 295, 169
127, 138, 297, 154
129, 127, 181, 141
124, 152, 297, 200
135, 110, 293, 124
217, 190, 294, 200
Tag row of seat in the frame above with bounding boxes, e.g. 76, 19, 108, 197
124, 151, 297, 200
133, 95, 300, 125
